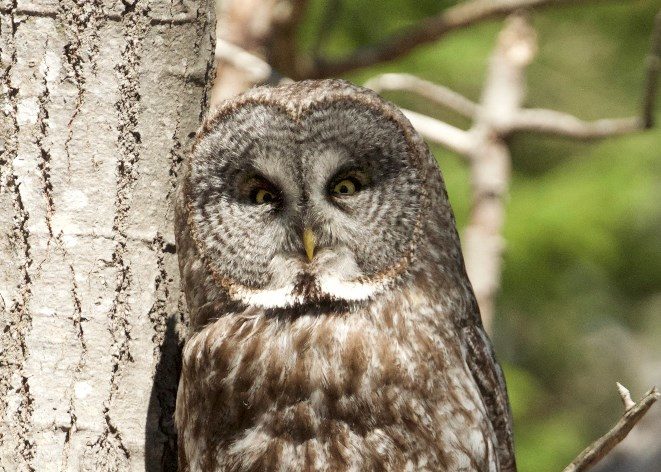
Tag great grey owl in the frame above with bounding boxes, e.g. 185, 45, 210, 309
174, 79, 516, 471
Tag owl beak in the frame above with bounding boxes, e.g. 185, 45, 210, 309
303, 228, 316, 262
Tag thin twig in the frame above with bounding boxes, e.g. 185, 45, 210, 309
305, 0, 601, 78
562, 386, 660, 472
365, 73, 478, 118
509, 109, 643, 138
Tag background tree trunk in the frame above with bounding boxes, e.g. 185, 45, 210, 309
0, 1, 215, 470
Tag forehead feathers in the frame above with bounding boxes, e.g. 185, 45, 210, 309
199, 79, 424, 167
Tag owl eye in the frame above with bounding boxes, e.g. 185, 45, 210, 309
333, 179, 360, 195
329, 171, 368, 197
252, 188, 277, 204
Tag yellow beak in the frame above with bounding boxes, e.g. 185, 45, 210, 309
303, 228, 316, 262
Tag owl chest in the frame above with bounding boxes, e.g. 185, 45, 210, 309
190, 314, 498, 471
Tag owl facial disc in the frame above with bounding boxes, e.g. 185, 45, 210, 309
183, 84, 425, 311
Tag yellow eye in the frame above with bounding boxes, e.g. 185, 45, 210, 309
332, 179, 357, 196
253, 188, 276, 204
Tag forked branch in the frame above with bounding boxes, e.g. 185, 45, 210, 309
365, 11, 660, 331
562, 386, 660, 472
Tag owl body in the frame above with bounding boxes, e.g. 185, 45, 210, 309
175, 80, 515, 471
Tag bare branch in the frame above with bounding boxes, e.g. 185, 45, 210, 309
509, 109, 643, 139
478, 13, 537, 127
215, 39, 275, 84
363, 11, 657, 333
642, 10, 661, 128
365, 73, 478, 118
400, 108, 473, 156
562, 386, 660, 472
461, 13, 536, 332
214, 39, 293, 86
305, 0, 599, 78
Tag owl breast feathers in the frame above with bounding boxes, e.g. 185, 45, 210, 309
174, 79, 516, 472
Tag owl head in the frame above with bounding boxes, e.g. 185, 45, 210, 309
176, 80, 458, 326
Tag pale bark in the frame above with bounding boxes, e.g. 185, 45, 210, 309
0, 1, 215, 470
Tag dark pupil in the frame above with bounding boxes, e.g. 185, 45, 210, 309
262, 192, 273, 203
339, 185, 349, 194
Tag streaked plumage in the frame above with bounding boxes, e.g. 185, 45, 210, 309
174, 79, 516, 471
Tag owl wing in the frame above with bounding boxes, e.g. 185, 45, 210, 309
462, 320, 517, 472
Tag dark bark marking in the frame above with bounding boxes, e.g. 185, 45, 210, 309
0, 3, 36, 469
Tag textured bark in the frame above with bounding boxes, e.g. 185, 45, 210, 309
0, 1, 215, 470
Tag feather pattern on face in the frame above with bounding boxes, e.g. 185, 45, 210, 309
174, 79, 516, 472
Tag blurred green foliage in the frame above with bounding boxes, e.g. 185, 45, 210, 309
300, 1, 660, 470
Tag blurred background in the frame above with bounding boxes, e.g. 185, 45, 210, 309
211, 1, 660, 470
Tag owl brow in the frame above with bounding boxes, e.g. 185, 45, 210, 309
328, 166, 369, 185
240, 171, 281, 196
356, 147, 388, 171
330, 156, 374, 177
225, 139, 255, 165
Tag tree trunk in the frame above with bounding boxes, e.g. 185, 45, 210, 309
0, 1, 215, 470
